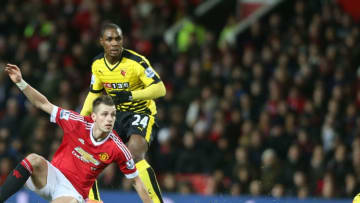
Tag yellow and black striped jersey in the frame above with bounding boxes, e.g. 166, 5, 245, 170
89, 49, 161, 115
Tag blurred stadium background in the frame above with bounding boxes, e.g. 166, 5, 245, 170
0, 0, 360, 202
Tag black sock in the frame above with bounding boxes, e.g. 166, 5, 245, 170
0, 159, 32, 202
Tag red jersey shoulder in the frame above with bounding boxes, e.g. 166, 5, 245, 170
57, 108, 91, 123
54, 107, 93, 132
108, 133, 132, 161
83, 115, 94, 123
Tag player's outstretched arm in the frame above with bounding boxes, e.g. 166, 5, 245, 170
4, 64, 54, 114
130, 81, 166, 101
131, 176, 153, 203
109, 82, 166, 104
80, 91, 101, 116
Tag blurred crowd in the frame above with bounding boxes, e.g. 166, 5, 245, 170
0, 0, 360, 200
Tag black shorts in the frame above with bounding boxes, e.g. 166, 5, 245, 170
113, 111, 158, 144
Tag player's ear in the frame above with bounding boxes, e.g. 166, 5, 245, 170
91, 112, 96, 121
99, 37, 104, 47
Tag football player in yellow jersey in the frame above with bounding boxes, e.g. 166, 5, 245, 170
80, 23, 166, 203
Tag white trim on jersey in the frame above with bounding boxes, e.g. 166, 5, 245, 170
50, 106, 88, 124
50, 106, 58, 123
124, 170, 139, 179
21, 160, 32, 173
109, 134, 132, 160
69, 114, 86, 123
89, 124, 111, 146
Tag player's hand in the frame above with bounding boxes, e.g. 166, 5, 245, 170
109, 90, 132, 104
4, 64, 22, 83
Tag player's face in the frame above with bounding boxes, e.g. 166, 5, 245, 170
93, 104, 116, 133
100, 28, 123, 57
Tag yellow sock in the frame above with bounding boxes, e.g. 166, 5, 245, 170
88, 180, 101, 201
136, 159, 163, 203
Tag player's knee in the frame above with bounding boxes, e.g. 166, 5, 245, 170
128, 145, 146, 162
127, 134, 147, 162
26, 153, 46, 169
68, 198, 79, 203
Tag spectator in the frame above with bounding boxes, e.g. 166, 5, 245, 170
162, 173, 177, 193
321, 172, 337, 198
297, 186, 310, 199
271, 183, 285, 198
283, 144, 305, 189
309, 145, 326, 193
249, 180, 262, 196
327, 144, 352, 187
0, 157, 12, 186
175, 131, 207, 173
260, 148, 282, 193
343, 173, 358, 197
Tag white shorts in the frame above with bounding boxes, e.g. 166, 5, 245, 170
25, 161, 85, 203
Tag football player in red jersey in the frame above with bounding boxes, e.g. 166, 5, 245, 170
0, 64, 152, 203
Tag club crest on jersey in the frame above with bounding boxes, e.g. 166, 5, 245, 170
60, 110, 70, 120
145, 67, 155, 78
99, 152, 109, 161
126, 159, 135, 170
121, 70, 126, 76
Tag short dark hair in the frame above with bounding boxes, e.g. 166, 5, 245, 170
92, 95, 115, 112
100, 22, 122, 38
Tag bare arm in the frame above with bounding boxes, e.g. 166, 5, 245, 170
131, 176, 153, 203
4, 64, 54, 114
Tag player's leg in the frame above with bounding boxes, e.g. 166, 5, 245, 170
111, 112, 163, 202
126, 113, 163, 203
127, 134, 163, 203
127, 119, 163, 203
88, 180, 101, 201
0, 153, 47, 202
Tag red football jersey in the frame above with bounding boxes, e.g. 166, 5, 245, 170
49, 106, 138, 199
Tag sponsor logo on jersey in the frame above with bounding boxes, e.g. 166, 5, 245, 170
104, 83, 112, 88
145, 67, 155, 78
104, 82, 130, 89
99, 152, 109, 161
126, 159, 135, 170
72, 147, 100, 166
60, 110, 70, 120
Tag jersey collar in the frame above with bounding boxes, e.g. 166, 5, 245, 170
104, 53, 122, 71
90, 124, 112, 146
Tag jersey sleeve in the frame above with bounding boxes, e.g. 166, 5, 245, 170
114, 139, 138, 179
80, 91, 101, 116
137, 57, 162, 87
50, 106, 85, 133
80, 63, 103, 116
90, 65, 104, 93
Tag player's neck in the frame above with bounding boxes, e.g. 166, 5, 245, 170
92, 127, 108, 142
105, 54, 121, 65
